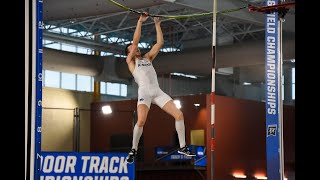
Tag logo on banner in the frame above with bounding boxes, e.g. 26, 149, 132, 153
196, 147, 204, 157
38, 100, 42, 107
267, 124, 277, 136
39, 21, 44, 29
156, 149, 168, 155
38, 73, 42, 81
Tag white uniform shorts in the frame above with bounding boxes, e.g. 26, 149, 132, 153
137, 85, 172, 109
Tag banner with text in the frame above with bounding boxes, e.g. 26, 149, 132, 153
265, 0, 281, 179
40, 152, 134, 180
155, 145, 206, 166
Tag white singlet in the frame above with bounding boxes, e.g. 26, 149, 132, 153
132, 57, 172, 109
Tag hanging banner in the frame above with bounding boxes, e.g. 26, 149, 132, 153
265, 0, 281, 179
40, 152, 135, 180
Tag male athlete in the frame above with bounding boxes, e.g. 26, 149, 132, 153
125, 12, 195, 164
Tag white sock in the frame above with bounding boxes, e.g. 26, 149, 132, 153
175, 120, 186, 148
132, 124, 143, 150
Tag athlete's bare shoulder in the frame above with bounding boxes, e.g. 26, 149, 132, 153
143, 55, 152, 62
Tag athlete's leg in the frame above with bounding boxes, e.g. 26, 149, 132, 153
153, 90, 185, 147
161, 100, 195, 156
132, 104, 149, 150
161, 100, 185, 148
153, 89, 196, 156
127, 88, 151, 163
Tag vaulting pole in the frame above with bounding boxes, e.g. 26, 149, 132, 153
211, 0, 217, 179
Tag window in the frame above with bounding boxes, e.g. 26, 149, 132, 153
124, 41, 132, 45
114, 54, 127, 58
292, 68, 295, 100
61, 72, 76, 90
160, 47, 180, 52
101, 35, 107, 39
108, 37, 118, 43
70, 32, 83, 37
101, 52, 113, 56
61, 43, 76, 53
78, 31, 93, 39
42, 69, 45, 87
43, 40, 55, 46
100, 81, 127, 96
107, 82, 120, 96
42, 70, 127, 96
77, 46, 93, 55
138, 42, 149, 48
77, 75, 92, 92
68, 28, 77, 34
120, 84, 127, 97
44, 25, 53, 29
60, 27, 68, 34
44, 70, 60, 88
78, 31, 88, 37
91, 77, 94, 92
45, 42, 60, 50
101, 82, 106, 94
281, 75, 285, 100
48, 27, 60, 33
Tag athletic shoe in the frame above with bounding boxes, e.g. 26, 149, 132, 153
126, 149, 137, 164
178, 145, 196, 156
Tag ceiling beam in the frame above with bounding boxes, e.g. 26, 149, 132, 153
167, 0, 294, 32
233, 28, 265, 35
170, 0, 264, 25
43, 31, 124, 54
87, 18, 174, 37
47, 11, 128, 30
